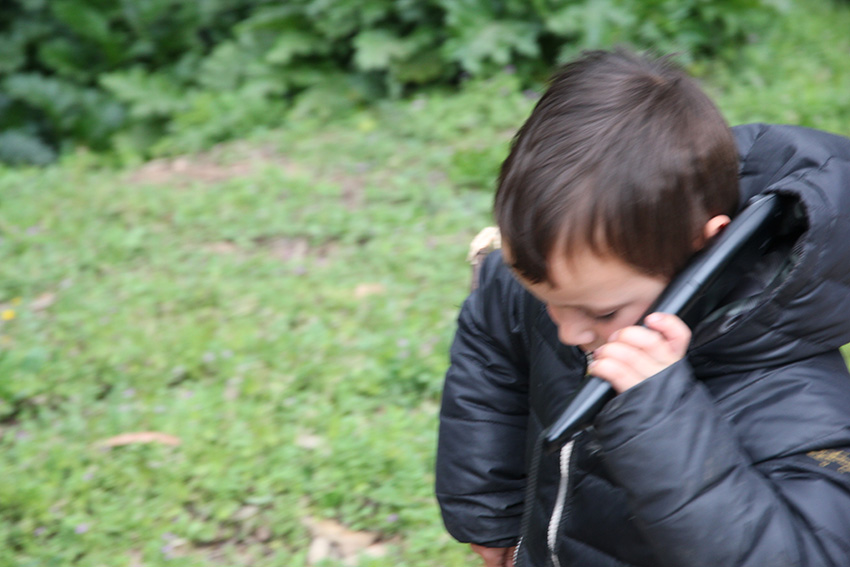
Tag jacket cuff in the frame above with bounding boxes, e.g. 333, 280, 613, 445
593, 359, 694, 449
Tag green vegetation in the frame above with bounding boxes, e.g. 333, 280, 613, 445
1, 0, 850, 565
705, 0, 850, 133
2, 0, 780, 166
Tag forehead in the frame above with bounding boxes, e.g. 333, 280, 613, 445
520, 247, 668, 309
550, 251, 640, 295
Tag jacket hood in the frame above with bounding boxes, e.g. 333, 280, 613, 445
690, 124, 850, 376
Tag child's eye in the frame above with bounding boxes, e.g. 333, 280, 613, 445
594, 311, 618, 321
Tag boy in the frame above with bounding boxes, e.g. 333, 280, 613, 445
436, 49, 850, 566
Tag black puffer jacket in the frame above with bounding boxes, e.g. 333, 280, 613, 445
436, 124, 850, 566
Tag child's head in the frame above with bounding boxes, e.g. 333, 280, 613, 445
495, 48, 740, 285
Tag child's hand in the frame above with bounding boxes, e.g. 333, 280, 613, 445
588, 312, 691, 393
470, 543, 516, 567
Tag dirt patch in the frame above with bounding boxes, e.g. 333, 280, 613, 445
168, 507, 392, 566
126, 141, 368, 211
254, 235, 336, 263
202, 236, 337, 265
127, 143, 303, 187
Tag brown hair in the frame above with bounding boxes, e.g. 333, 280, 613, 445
494, 48, 740, 284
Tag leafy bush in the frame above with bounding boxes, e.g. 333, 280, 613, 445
1, 0, 266, 164
0, 0, 784, 165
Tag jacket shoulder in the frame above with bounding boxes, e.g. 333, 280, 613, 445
708, 350, 850, 462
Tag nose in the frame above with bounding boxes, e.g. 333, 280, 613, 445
546, 305, 596, 347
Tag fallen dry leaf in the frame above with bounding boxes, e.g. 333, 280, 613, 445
253, 524, 273, 543
127, 549, 144, 567
95, 432, 182, 448
295, 433, 324, 450
354, 283, 385, 299
30, 292, 57, 311
203, 241, 241, 255
302, 516, 387, 566
308, 537, 333, 566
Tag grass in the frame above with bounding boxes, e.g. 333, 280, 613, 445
0, 130, 495, 566
2, 1, 850, 565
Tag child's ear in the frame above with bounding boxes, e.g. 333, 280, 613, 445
704, 215, 731, 240
693, 215, 731, 250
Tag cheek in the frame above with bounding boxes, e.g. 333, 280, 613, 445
604, 308, 648, 338
596, 320, 624, 343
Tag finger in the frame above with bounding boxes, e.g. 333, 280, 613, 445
643, 312, 692, 357
607, 325, 679, 366
589, 352, 646, 392
594, 340, 671, 379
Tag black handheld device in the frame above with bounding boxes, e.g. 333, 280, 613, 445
542, 193, 786, 453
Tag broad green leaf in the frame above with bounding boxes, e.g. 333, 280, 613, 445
0, 36, 27, 74
51, 1, 112, 44
390, 50, 447, 84
100, 68, 188, 119
37, 38, 92, 80
445, 20, 540, 74
353, 29, 411, 71
265, 31, 328, 65
0, 130, 56, 166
